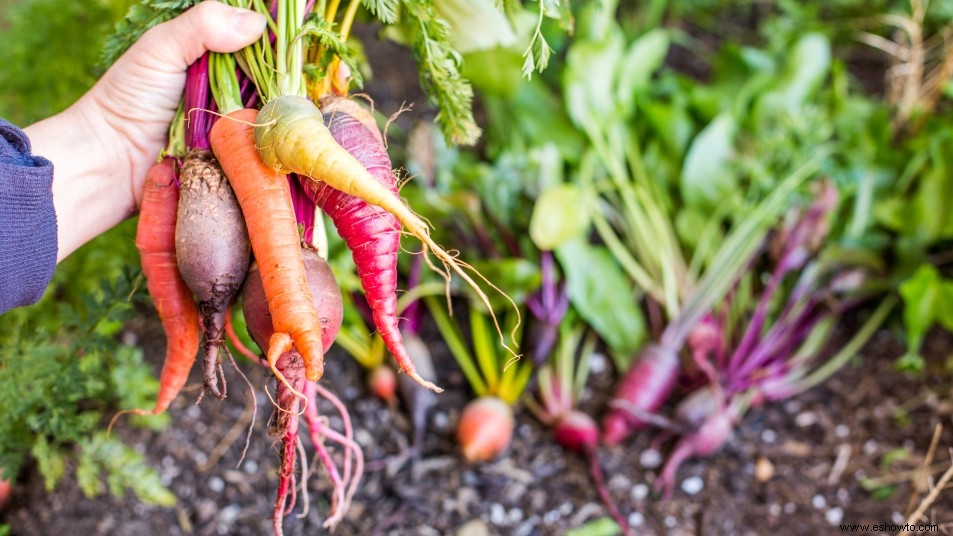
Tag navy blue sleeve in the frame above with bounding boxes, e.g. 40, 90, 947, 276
0, 119, 58, 315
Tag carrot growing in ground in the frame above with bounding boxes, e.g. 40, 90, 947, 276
425, 296, 531, 462
175, 52, 251, 399
132, 158, 201, 415
208, 52, 326, 387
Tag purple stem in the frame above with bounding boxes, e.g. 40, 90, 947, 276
526, 251, 569, 366
185, 52, 214, 150
287, 175, 316, 244
729, 296, 824, 391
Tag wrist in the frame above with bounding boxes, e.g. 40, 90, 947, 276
24, 96, 137, 262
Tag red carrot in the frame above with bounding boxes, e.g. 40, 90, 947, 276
133, 159, 201, 415
301, 110, 440, 392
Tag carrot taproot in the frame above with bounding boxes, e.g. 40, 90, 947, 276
255, 96, 514, 359
209, 108, 324, 389
300, 110, 439, 392
133, 159, 201, 415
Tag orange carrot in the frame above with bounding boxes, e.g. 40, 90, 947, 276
134, 159, 201, 415
209, 109, 325, 388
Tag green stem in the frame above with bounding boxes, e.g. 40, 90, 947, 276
209, 53, 243, 114
471, 308, 499, 393
425, 296, 487, 396
794, 297, 896, 394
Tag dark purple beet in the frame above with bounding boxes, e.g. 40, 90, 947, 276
175, 149, 251, 399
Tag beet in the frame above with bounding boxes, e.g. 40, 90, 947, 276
175, 149, 251, 399
241, 246, 343, 353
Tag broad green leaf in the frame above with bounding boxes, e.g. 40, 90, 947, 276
680, 112, 737, 210
555, 238, 645, 366
530, 184, 594, 250
564, 27, 625, 128
640, 98, 694, 158
434, 0, 516, 54
756, 33, 831, 117
463, 47, 525, 98
616, 29, 670, 117
899, 265, 953, 352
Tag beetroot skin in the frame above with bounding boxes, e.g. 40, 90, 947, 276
242, 246, 343, 354
175, 149, 251, 398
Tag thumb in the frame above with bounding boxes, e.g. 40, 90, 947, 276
136, 1, 267, 71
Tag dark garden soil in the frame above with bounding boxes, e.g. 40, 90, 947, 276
4, 22, 953, 536
3, 313, 953, 536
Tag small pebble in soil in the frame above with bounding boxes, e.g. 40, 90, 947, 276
628, 512, 644, 527
768, 503, 781, 516
589, 353, 607, 374
543, 509, 561, 525
218, 504, 241, 526
811, 494, 825, 509
761, 429, 777, 443
186, 405, 201, 418
784, 400, 801, 413
434, 410, 450, 430
344, 386, 358, 400
608, 474, 630, 491
463, 470, 479, 486
784, 502, 797, 514
490, 503, 507, 526
560, 502, 573, 516
837, 488, 850, 502
631, 483, 649, 501
834, 424, 849, 438
795, 411, 818, 427
196, 498, 218, 522
518, 423, 532, 438
508, 508, 524, 524
825, 507, 844, 525
208, 476, 225, 493
892, 511, 905, 524
755, 457, 774, 482
356, 428, 373, 445
456, 519, 490, 536
665, 515, 677, 528
681, 476, 704, 495
640, 448, 662, 468
243, 459, 258, 474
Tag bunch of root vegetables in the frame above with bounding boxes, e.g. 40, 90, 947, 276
116, 2, 898, 535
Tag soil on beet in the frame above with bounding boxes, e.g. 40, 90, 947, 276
4, 24, 953, 536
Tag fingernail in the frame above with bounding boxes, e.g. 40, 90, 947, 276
232, 9, 267, 35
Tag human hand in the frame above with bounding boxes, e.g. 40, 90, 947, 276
24, 1, 266, 262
